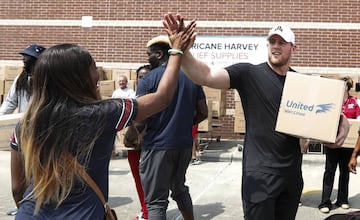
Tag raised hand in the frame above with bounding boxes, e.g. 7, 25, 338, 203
163, 13, 197, 52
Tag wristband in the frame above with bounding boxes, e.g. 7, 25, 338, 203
168, 49, 184, 55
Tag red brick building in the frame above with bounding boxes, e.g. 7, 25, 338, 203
0, 0, 359, 139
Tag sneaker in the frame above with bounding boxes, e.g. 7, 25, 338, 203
6, 208, 18, 216
132, 217, 147, 220
191, 157, 201, 165
341, 204, 350, 209
319, 207, 330, 213
132, 212, 147, 220
298, 201, 302, 207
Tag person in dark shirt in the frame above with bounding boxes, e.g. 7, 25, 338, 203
163, 13, 350, 220
135, 35, 208, 220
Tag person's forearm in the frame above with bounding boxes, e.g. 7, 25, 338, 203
156, 54, 182, 104
193, 112, 208, 125
351, 136, 360, 159
181, 51, 211, 86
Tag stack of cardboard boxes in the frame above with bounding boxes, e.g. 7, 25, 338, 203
0, 65, 24, 150
198, 87, 226, 133
233, 92, 245, 134
0, 65, 23, 105
98, 67, 137, 149
0, 113, 23, 150
97, 67, 137, 99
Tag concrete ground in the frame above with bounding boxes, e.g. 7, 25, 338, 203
1, 140, 360, 219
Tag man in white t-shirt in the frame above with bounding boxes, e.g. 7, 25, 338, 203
112, 75, 135, 98
111, 74, 135, 158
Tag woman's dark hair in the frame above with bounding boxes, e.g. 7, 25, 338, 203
341, 76, 353, 92
20, 44, 104, 213
136, 64, 151, 76
32, 44, 99, 103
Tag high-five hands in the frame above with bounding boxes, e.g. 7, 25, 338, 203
163, 13, 197, 53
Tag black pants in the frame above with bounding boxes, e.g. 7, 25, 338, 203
242, 171, 303, 220
319, 147, 353, 208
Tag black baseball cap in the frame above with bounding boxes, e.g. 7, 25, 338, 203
19, 44, 46, 59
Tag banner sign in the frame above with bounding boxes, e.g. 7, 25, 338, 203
189, 36, 268, 70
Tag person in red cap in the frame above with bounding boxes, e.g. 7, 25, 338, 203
0, 44, 45, 115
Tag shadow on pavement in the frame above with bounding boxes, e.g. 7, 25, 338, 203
108, 196, 132, 208
167, 202, 226, 220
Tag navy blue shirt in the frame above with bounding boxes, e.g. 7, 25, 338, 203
136, 64, 206, 150
11, 99, 137, 220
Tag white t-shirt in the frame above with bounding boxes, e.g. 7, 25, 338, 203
111, 87, 135, 98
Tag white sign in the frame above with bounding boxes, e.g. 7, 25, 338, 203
81, 16, 93, 28
189, 36, 267, 70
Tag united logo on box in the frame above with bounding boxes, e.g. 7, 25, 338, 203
276, 72, 345, 143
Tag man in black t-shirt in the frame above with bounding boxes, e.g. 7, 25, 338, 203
163, 14, 350, 220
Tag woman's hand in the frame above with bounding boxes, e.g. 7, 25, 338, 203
349, 157, 357, 174
326, 114, 350, 148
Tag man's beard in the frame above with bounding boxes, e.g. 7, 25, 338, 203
148, 56, 160, 70
24, 58, 36, 73
269, 56, 289, 68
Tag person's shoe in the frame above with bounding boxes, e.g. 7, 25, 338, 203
341, 204, 350, 209
6, 208, 18, 216
298, 201, 302, 207
319, 207, 330, 213
191, 157, 201, 165
132, 212, 147, 220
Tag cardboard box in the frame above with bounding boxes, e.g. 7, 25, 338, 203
210, 100, 225, 118
4, 80, 14, 96
130, 69, 137, 80
234, 90, 241, 102
97, 67, 113, 80
0, 80, 4, 95
0, 113, 23, 150
112, 69, 131, 82
234, 116, 246, 133
203, 86, 226, 117
99, 80, 115, 97
342, 119, 360, 148
114, 127, 127, 148
234, 101, 244, 117
276, 72, 345, 143
0, 66, 23, 80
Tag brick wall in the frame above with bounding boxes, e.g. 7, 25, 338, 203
0, 0, 359, 139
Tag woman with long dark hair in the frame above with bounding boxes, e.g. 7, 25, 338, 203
10, 19, 196, 220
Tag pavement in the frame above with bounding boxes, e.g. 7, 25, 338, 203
1, 140, 360, 219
